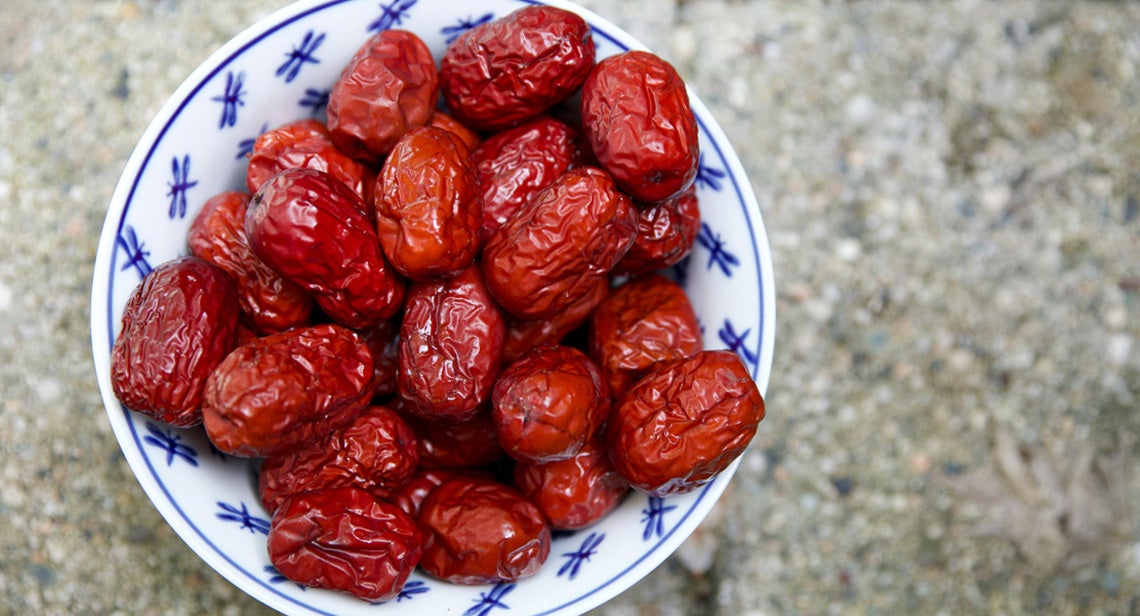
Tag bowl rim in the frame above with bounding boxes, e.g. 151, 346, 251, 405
90, 1, 776, 614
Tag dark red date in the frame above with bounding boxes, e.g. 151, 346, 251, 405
110, 256, 239, 428
614, 185, 701, 277
439, 5, 595, 132
201, 323, 374, 457
359, 318, 400, 399
606, 350, 765, 496
513, 438, 629, 530
416, 477, 551, 584
482, 166, 637, 320
402, 407, 506, 470
258, 404, 418, 513
245, 118, 371, 202
268, 487, 421, 602
588, 273, 703, 398
492, 345, 610, 463
327, 30, 438, 163
580, 50, 700, 203
501, 276, 609, 366
374, 126, 481, 281
246, 167, 405, 329
397, 265, 505, 421
187, 190, 314, 334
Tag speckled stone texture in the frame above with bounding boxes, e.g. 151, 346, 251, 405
2, 1, 1139, 614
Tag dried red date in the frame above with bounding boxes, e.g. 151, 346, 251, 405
187, 190, 314, 334
110, 256, 239, 428
246, 167, 404, 329
428, 111, 481, 151
268, 487, 421, 602
245, 118, 371, 202
589, 273, 703, 397
403, 407, 505, 470
580, 50, 700, 203
416, 477, 551, 584
258, 405, 418, 513
606, 350, 765, 496
501, 276, 608, 366
439, 5, 595, 132
492, 345, 609, 463
513, 438, 629, 530
614, 186, 701, 278
397, 265, 505, 421
327, 30, 438, 163
482, 166, 637, 320
471, 116, 583, 243
389, 467, 494, 518
374, 126, 480, 281
359, 318, 400, 399
201, 323, 374, 457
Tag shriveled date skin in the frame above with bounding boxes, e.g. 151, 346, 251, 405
606, 350, 765, 497
492, 344, 610, 463
187, 190, 313, 334
439, 5, 595, 132
580, 50, 700, 203
327, 30, 438, 163
375, 126, 480, 281
246, 167, 404, 329
482, 166, 637, 320
588, 273, 703, 397
268, 487, 422, 602
201, 324, 375, 457
615, 185, 701, 278
416, 477, 551, 584
513, 438, 629, 530
258, 405, 418, 514
471, 116, 583, 243
403, 407, 505, 470
359, 318, 400, 399
110, 256, 239, 428
397, 265, 505, 421
245, 118, 371, 202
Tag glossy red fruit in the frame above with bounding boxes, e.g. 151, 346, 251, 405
513, 438, 629, 530
246, 167, 405, 329
501, 276, 609, 366
482, 166, 637, 320
245, 118, 371, 202
492, 345, 610, 463
416, 477, 551, 584
374, 126, 481, 281
614, 185, 701, 278
327, 30, 438, 163
187, 190, 314, 334
268, 487, 422, 602
110, 256, 239, 428
439, 5, 594, 132
402, 407, 506, 470
258, 404, 418, 514
201, 323, 375, 458
359, 318, 400, 399
397, 265, 505, 422
606, 350, 765, 497
588, 273, 703, 398
580, 50, 700, 203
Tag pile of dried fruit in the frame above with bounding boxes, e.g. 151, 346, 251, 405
110, 5, 764, 602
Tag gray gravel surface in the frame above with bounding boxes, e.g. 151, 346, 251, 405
3, 1, 1139, 614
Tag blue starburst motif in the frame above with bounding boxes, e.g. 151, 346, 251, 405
441, 13, 493, 43
277, 30, 325, 83
236, 122, 269, 160
368, 0, 417, 32
216, 501, 271, 535
166, 154, 198, 219
640, 496, 677, 541
141, 422, 198, 467
558, 532, 604, 580
719, 319, 759, 368
211, 70, 247, 129
298, 88, 330, 115
694, 153, 726, 192
264, 564, 307, 590
464, 582, 514, 616
697, 223, 739, 277
117, 225, 153, 280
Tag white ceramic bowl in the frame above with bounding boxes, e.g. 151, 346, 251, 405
90, 1, 776, 613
